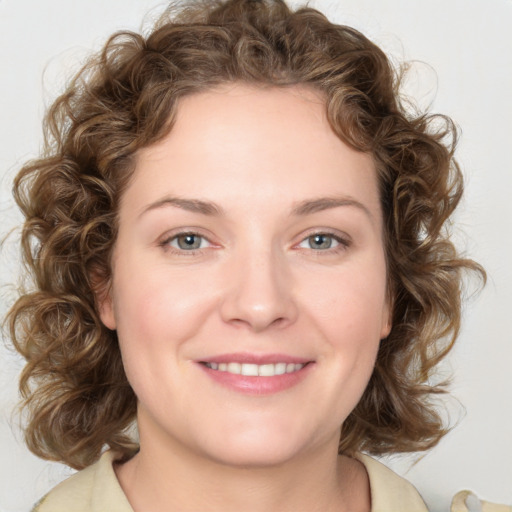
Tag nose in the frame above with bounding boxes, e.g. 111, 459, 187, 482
219, 247, 299, 332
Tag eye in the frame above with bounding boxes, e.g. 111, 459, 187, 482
164, 233, 211, 251
297, 233, 346, 251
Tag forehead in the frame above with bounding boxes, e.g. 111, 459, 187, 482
125, 83, 380, 220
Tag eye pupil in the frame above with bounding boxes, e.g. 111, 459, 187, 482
177, 234, 201, 250
310, 234, 332, 249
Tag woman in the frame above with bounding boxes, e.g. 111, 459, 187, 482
7, 0, 484, 510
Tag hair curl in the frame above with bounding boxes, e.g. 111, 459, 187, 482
7, 0, 484, 470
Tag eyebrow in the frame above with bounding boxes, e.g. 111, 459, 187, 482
139, 196, 224, 218
291, 196, 374, 220
139, 195, 373, 220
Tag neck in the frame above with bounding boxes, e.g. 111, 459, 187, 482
115, 424, 370, 512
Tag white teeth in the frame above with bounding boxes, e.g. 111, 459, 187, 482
258, 364, 275, 377
205, 361, 305, 376
241, 363, 259, 376
275, 363, 286, 375
227, 362, 241, 374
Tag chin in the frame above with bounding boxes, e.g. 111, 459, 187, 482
204, 442, 302, 469
193, 423, 322, 469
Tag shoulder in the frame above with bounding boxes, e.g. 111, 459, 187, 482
32, 451, 133, 512
355, 453, 429, 512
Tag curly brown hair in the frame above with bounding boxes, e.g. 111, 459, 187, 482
7, 0, 484, 470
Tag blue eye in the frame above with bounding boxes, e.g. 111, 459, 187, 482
299, 233, 342, 250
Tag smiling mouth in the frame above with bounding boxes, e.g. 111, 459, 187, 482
202, 362, 307, 377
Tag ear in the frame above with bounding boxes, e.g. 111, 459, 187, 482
380, 309, 392, 340
380, 290, 393, 340
98, 287, 116, 330
90, 270, 117, 330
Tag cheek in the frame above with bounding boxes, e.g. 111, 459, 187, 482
113, 266, 213, 344
298, 257, 388, 395
110, 264, 221, 411
301, 262, 388, 341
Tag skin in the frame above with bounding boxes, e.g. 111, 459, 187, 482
100, 83, 391, 512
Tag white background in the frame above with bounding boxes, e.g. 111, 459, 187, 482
1, 1, 511, 511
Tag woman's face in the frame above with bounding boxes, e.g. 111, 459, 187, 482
100, 84, 391, 467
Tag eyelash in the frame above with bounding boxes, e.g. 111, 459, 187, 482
158, 231, 211, 256
158, 230, 351, 256
297, 232, 350, 254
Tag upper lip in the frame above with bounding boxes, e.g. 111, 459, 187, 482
198, 353, 313, 365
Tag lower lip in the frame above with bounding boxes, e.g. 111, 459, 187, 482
197, 363, 314, 395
